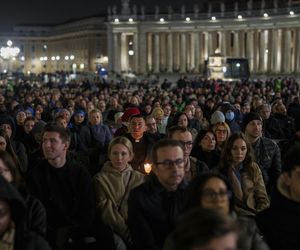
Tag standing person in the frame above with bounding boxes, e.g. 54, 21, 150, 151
128, 139, 187, 250
93, 136, 144, 245
28, 124, 116, 250
219, 133, 269, 217
242, 112, 281, 193
168, 126, 208, 183
80, 109, 112, 174
256, 144, 300, 250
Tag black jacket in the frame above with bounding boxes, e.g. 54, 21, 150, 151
128, 175, 187, 250
0, 176, 51, 250
256, 178, 300, 250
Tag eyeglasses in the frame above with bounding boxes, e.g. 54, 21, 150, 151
201, 190, 232, 201
215, 129, 227, 134
156, 159, 185, 169
179, 140, 193, 147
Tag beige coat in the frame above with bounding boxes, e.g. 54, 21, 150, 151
230, 162, 270, 216
93, 162, 145, 240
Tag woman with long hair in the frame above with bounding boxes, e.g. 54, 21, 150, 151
219, 133, 269, 216
212, 122, 231, 152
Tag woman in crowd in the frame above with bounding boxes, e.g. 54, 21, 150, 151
167, 112, 197, 139
219, 133, 270, 216
93, 136, 144, 246
0, 151, 47, 237
212, 122, 231, 152
190, 129, 220, 169
164, 172, 269, 250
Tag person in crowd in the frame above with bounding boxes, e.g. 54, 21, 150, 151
242, 112, 281, 193
170, 208, 239, 250
124, 114, 154, 174
161, 104, 172, 133
80, 108, 112, 174
128, 139, 187, 250
0, 175, 51, 250
0, 150, 47, 237
256, 144, 300, 250
145, 115, 165, 141
168, 126, 208, 182
114, 107, 140, 137
219, 103, 241, 134
14, 109, 27, 141
212, 122, 231, 153
184, 104, 201, 132
27, 124, 116, 250
93, 136, 144, 246
151, 107, 165, 134
190, 129, 220, 169
257, 103, 284, 140
0, 114, 28, 174
219, 133, 269, 216
164, 172, 269, 250
167, 112, 197, 139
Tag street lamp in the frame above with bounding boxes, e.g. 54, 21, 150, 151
0, 40, 20, 74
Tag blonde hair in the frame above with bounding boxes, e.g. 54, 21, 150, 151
212, 122, 231, 138
108, 136, 134, 156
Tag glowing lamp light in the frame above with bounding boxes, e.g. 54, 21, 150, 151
51, 56, 55, 61
290, 11, 295, 16
237, 15, 242, 19
128, 50, 134, 56
80, 63, 84, 69
185, 17, 191, 22
65, 56, 69, 60
263, 13, 269, 18
236, 63, 241, 68
114, 18, 120, 23
70, 55, 75, 60
211, 16, 216, 21
159, 18, 165, 22
56, 56, 60, 60
144, 163, 152, 174
128, 18, 133, 22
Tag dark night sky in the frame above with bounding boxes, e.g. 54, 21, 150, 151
0, 0, 189, 32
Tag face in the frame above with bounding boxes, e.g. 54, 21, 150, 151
171, 131, 193, 159
0, 136, 7, 151
109, 143, 133, 172
16, 111, 26, 124
146, 117, 157, 134
259, 106, 271, 120
201, 177, 230, 215
56, 118, 68, 128
200, 132, 216, 152
0, 200, 11, 237
0, 124, 12, 138
163, 105, 171, 117
89, 112, 102, 126
283, 166, 300, 202
0, 159, 13, 183
153, 146, 185, 191
129, 117, 147, 140
74, 113, 85, 124
42, 132, 68, 162
231, 139, 247, 166
215, 125, 228, 143
24, 120, 35, 134
245, 120, 262, 139
178, 114, 188, 128
193, 233, 237, 250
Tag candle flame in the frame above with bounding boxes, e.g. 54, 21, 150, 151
144, 163, 152, 174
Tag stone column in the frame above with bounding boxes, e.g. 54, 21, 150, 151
147, 33, 153, 72
194, 32, 200, 73
277, 29, 283, 72
180, 33, 187, 73
113, 32, 121, 73
107, 25, 113, 72
259, 30, 266, 73
120, 33, 128, 72
283, 29, 292, 73
174, 33, 180, 71
247, 30, 254, 72
189, 33, 195, 72
207, 32, 213, 56
234, 31, 240, 57
295, 28, 300, 73
133, 32, 139, 73
160, 33, 166, 72
220, 31, 227, 56
154, 33, 160, 73
137, 31, 147, 74
167, 32, 173, 73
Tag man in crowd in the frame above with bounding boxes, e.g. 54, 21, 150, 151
243, 112, 281, 193
128, 139, 187, 250
168, 126, 208, 182
256, 144, 300, 250
145, 115, 165, 141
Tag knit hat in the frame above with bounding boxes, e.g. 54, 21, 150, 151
152, 107, 164, 119
74, 109, 85, 116
210, 111, 225, 125
121, 107, 140, 122
242, 112, 262, 131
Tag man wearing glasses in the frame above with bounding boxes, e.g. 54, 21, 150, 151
128, 139, 187, 250
168, 126, 209, 183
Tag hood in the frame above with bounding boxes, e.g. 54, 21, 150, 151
0, 175, 25, 226
0, 114, 16, 137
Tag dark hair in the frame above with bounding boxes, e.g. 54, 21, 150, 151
42, 123, 71, 143
184, 171, 235, 213
219, 132, 255, 177
283, 144, 300, 173
0, 151, 22, 185
129, 114, 145, 122
24, 116, 36, 124
168, 126, 191, 138
167, 112, 190, 129
193, 129, 216, 147
151, 139, 184, 165
173, 208, 238, 250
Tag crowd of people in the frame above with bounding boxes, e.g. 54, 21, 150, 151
0, 74, 299, 250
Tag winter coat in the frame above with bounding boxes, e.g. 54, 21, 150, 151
93, 162, 144, 241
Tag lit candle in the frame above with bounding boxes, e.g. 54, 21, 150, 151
144, 163, 152, 174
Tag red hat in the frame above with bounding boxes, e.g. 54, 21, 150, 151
121, 107, 140, 122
